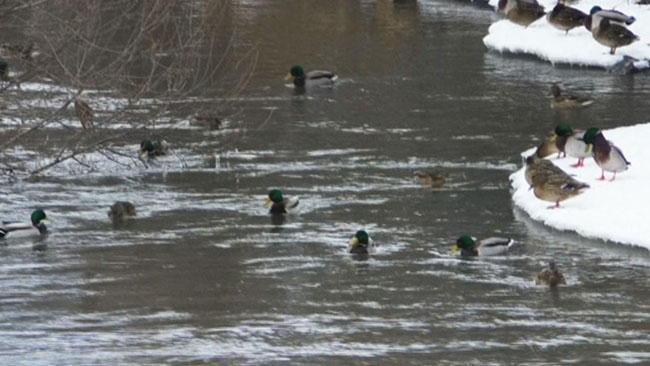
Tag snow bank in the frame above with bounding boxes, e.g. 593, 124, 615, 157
484, 0, 650, 69
510, 122, 650, 250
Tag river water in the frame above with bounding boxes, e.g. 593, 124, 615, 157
2, 0, 650, 365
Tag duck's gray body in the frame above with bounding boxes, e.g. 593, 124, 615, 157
469, 237, 514, 256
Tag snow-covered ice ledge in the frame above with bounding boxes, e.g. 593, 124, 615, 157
510, 123, 650, 250
484, 0, 650, 70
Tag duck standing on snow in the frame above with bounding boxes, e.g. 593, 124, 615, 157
285, 65, 338, 88
549, 84, 593, 109
551, 124, 591, 167
547, 3, 587, 35
582, 127, 630, 181
534, 138, 559, 158
108, 201, 137, 220
266, 188, 299, 215
585, 6, 635, 33
591, 18, 639, 55
498, 0, 545, 27
452, 235, 514, 256
140, 138, 169, 160
535, 261, 566, 286
0, 209, 49, 239
348, 230, 375, 255
525, 155, 589, 208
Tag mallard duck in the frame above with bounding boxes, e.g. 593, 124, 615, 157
525, 155, 566, 187
582, 127, 630, 181
265, 189, 299, 214
452, 235, 514, 257
190, 115, 222, 130
413, 170, 445, 189
0, 209, 48, 239
140, 138, 169, 160
547, 3, 587, 34
535, 261, 567, 286
591, 18, 639, 55
534, 138, 559, 158
108, 201, 136, 220
585, 6, 635, 32
498, 0, 545, 27
74, 97, 94, 130
348, 230, 375, 255
0, 59, 8, 81
285, 65, 338, 88
526, 155, 589, 208
551, 124, 591, 167
550, 84, 593, 109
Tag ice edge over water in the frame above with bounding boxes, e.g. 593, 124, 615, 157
510, 122, 650, 250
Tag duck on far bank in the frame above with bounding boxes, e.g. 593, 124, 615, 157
547, 3, 587, 34
498, 0, 545, 27
452, 235, 514, 256
266, 188, 299, 215
582, 127, 630, 181
285, 65, 338, 88
550, 84, 593, 109
0, 209, 49, 239
348, 230, 375, 255
535, 261, 567, 287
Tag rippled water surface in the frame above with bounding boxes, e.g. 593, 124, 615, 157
2, 0, 650, 365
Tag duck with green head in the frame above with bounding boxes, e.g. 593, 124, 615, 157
265, 188, 299, 214
452, 235, 514, 257
582, 127, 630, 181
348, 230, 375, 255
550, 84, 593, 109
551, 124, 591, 167
140, 138, 169, 160
590, 16, 639, 55
498, 0, 545, 27
585, 6, 635, 33
285, 65, 338, 88
0, 209, 49, 239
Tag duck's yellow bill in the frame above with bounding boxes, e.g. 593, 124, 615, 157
43, 218, 51, 223
139, 150, 146, 158
285, 73, 293, 81
585, 144, 591, 153
550, 133, 557, 142
451, 245, 460, 254
349, 237, 359, 247
265, 197, 273, 207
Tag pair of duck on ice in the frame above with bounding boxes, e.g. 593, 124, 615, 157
499, 0, 639, 55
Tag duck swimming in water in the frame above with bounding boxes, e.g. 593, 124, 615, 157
0, 209, 49, 239
285, 65, 338, 88
265, 188, 299, 214
348, 230, 375, 255
549, 84, 593, 109
108, 201, 137, 220
452, 235, 514, 256
535, 261, 567, 287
